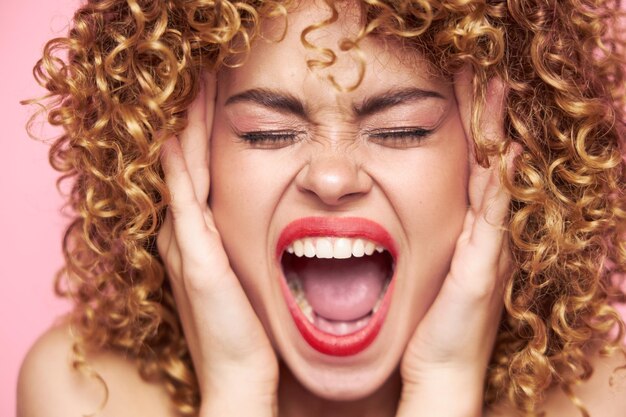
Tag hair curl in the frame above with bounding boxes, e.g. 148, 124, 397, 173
26, 0, 626, 415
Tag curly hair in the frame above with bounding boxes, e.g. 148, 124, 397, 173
26, 0, 626, 415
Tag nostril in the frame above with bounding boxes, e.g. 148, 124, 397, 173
295, 157, 373, 206
339, 191, 366, 202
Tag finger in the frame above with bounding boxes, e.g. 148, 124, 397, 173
179, 72, 217, 204
467, 76, 508, 210
468, 165, 509, 254
462, 77, 517, 257
156, 209, 174, 255
453, 65, 475, 162
453, 66, 502, 221
160, 136, 212, 262
478, 77, 508, 148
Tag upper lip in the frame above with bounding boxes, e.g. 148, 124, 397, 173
276, 216, 398, 260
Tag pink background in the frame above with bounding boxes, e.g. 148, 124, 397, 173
0, 0, 79, 414
1, 2, 625, 417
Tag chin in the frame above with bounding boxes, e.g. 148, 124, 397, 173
282, 352, 400, 401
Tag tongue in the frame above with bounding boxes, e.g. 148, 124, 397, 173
296, 256, 387, 322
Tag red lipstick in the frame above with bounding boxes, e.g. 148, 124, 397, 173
277, 217, 397, 356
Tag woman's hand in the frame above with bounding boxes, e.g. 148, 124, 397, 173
397, 69, 518, 417
157, 74, 278, 417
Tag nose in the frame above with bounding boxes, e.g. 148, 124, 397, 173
295, 151, 373, 206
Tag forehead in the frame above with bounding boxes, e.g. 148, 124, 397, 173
217, 0, 450, 103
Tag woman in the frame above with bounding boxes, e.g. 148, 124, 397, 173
17, 0, 626, 416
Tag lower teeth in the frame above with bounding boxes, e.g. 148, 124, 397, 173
287, 278, 314, 322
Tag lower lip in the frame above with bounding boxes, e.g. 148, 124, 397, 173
277, 217, 397, 356
279, 276, 395, 356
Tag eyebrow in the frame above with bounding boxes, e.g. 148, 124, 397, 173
225, 88, 307, 118
354, 88, 445, 117
224, 87, 445, 118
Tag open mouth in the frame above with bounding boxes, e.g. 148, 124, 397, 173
277, 217, 397, 356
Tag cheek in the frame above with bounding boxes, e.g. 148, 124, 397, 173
410, 143, 468, 256
210, 147, 295, 227
210, 147, 272, 252
208, 134, 298, 286
400, 131, 468, 311
375, 147, 468, 350
403, 154, 467, 270
209, 144, 275, 309
375, 134, 468, 242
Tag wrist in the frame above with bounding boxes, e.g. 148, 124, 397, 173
200, 381, 277, 417
200, 369, 278, 417
397, 368, 484, 417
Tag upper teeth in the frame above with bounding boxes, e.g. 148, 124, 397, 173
285, 237, 385, 259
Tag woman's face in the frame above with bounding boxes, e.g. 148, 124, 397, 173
209, 1, 468, 400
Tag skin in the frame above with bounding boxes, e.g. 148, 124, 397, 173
16, 1, 626, 417
211, 2, 468, 404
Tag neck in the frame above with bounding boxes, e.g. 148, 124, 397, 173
277, 363, 401, 417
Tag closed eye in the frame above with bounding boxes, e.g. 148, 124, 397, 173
365, 127, 434, 148
238, 130, 307, 148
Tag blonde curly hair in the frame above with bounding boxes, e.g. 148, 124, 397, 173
27, 0, 626, 415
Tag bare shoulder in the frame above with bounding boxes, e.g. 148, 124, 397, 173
487, 348, 626, 417
17, 324, 177, 417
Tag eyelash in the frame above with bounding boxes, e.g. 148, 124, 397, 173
238, 130, 305, 147
366, 127, 433, 147
238, 127, 434, 148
